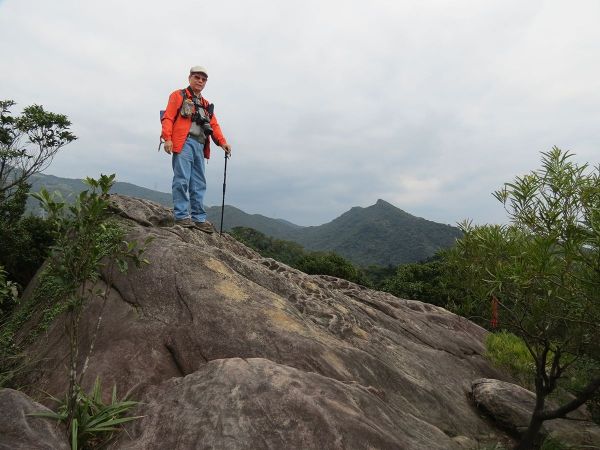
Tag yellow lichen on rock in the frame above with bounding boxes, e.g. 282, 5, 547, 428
321, 350, 352, 378
204, 258, 234, 278
352, 325, 368, 339
216, 280, 249, 302
266, 308, 311, 336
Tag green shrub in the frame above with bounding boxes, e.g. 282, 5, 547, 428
382, 258, 452, 305
0, 266, 18, 316
32, 377, 141, 450
296, 252, 367, 285
0, 215, 55, 289
485, 331, 535, 388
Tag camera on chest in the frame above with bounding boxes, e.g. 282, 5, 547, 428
180, 96, 213, 136
191, 98, 213, 136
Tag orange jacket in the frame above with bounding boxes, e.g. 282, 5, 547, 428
161, 88, 228, 158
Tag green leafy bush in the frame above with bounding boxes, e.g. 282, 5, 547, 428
0, 266, 18, 314
0, 180, 56, 320
0, 98, 75, 308
485, 331, 534, 388
0, 215, 55, 287
32, 377, 141, 450
382, 257, 456, 306
296, 252, 367, 284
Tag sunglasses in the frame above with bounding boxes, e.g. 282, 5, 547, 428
191, 74, 208, 81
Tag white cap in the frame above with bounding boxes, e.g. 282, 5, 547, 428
190, 65, 208, 76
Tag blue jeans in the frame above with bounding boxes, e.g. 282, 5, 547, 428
172, 137, 207, 222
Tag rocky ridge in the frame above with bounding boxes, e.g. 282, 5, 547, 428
2, 195, 595, 449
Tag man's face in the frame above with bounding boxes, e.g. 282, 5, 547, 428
189, 73, 207, 93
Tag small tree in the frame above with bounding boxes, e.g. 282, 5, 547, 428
0, 99, 76, 202
32, 174, 150, 443
447, 147, 600, 449
0, 99, 76, 308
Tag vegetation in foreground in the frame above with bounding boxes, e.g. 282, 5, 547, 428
1, 100, 148, 449
32, 174, 150, 437
446, 148, 600, 449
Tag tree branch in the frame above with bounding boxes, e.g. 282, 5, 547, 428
541, 376, 600, 420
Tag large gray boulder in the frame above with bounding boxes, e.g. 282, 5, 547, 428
10, 195, 532, 448
0, 388, 69, 450
118, 357, 455, 450
472, 378, 600, 448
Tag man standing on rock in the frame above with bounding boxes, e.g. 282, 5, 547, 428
161, 65, 232, 233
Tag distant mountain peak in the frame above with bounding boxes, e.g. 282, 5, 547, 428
374, 199, 397, 209
369, 199, 409, 216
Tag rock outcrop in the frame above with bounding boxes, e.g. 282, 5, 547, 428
1, 195, 557, 448
0, 389, 69, 450
472, 378, 600, 448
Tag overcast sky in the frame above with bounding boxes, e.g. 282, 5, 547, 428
1, 0, 598, 226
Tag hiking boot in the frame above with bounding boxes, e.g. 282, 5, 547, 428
194, 220, 214, 234
174, 218, 195, 228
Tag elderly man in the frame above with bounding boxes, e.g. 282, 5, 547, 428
161, 65, 232, 233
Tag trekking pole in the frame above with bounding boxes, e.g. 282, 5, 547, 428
220, 152, 229, 236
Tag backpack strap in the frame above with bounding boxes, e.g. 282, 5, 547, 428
185, 87, 214, 118
175, 88, 188, 117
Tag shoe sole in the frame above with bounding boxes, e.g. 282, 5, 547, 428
175, 223, 195, 228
